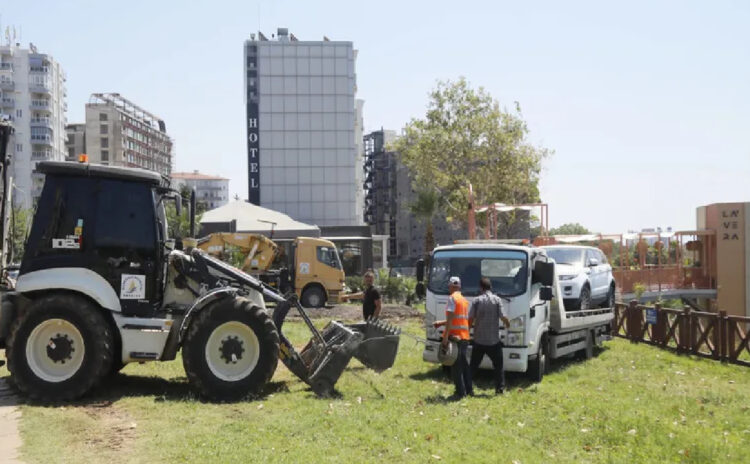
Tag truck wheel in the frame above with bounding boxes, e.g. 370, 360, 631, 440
6, 294, 113, 401
528, 335, 548, 383
579, 331, 593, 360
301, 286, 325, 308
182, 297, 279, 401
577, 286, 591, 310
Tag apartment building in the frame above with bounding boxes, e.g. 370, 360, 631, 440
76, 93, 173, 175
171, 170, 230, 210
0, 41, 67, 208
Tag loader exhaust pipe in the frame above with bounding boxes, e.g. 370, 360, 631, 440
189, 188, 196, 237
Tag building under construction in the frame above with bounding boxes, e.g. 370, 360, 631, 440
362, 129, 465, 267
72, 93, 173, 175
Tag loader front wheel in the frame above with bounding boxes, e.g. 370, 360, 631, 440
6, 294, 114, 401
183, 297, 279, 401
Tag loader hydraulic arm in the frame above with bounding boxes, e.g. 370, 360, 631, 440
190, 248, 400, 396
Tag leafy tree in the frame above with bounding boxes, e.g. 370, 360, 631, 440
166, 185, 206, 238
393, 78, 551, 227
549, 223, 591, 235
409, 188, 439, 258
9, 206, 30, 263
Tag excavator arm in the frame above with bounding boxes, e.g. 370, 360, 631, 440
197, 232, 280, 273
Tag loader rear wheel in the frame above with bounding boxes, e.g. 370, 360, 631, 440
182, 297, 279, 401
6, 294, 113, 401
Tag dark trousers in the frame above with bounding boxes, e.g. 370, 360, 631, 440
451, 340, 472, 397
470, 341, 506, 392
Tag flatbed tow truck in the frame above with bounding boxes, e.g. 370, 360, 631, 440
420, 242, 614, 381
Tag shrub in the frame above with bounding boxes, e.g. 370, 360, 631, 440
345, 275, 364, 294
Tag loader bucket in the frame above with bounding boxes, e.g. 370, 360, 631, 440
346, 319, 401, 372
301, 321, 363, 396
272, 301, 401, 396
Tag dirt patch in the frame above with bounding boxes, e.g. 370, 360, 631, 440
286, 304, 423, 323
79, 401, 137, 452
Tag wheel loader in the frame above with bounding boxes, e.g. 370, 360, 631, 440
0, 127, 399, 401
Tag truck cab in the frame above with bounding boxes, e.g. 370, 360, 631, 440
422, 243, 552, 376
294, 237, 346, 307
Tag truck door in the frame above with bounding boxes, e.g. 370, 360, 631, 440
294, 239, 315, 295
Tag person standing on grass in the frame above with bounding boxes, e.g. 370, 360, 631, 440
433, 276, 473, 399
469, 277, 510, 395
347, 270, 382, 320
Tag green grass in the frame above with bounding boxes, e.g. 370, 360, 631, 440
9, 321, 750, 464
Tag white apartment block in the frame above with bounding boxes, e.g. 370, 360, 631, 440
171, 171, 230, 210
81, 93, 172, 175
244, 28, 364, 227
0, 42, 67, 208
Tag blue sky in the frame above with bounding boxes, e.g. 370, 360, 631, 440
5, 0, 749, 232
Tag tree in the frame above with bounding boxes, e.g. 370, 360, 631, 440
9, 207, 30, 263
409, 188, 439, 258
166, 185, 206, 238
549, 223, 591, 236
393, 78, 551, 227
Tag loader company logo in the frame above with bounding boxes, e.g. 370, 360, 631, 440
120, 274, 146, 300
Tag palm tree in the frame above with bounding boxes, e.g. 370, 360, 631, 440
410, 188, 439, 259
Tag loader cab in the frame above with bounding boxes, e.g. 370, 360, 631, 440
20, 162, 172, 317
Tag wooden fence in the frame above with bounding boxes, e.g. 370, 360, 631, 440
612, 301, 750, 367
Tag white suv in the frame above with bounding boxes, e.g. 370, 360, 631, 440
541, 245, 616, 310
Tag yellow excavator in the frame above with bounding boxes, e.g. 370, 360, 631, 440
197, 233, 346, 308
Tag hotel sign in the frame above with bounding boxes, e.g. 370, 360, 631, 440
247, 46, 260, 205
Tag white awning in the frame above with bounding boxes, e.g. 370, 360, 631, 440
200, 200, 320, 239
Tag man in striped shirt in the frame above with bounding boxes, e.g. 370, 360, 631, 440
469, 277, 510, 394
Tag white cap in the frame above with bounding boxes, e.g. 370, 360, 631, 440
449, 276, 461, 287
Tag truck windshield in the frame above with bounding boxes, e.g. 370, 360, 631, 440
428, 249, 528, 297
317, 246, 342, 270
545, 248, 585, 265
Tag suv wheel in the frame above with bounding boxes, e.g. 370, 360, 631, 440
577, 286, 591, 310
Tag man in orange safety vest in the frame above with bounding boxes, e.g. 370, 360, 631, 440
433, 276, 473, 399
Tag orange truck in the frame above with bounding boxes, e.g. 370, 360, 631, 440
198, 233, 346, 307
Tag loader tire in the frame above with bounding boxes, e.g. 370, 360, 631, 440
183, 297, 279, 401
7, 294, 113, 402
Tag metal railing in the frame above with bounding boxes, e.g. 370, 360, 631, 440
31, 150, 52, 160
30, 100, 50, 110
613, 301, 750, 366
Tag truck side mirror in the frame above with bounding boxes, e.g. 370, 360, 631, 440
416, 258, 425, 282
533, 261, 555, 287
540, 286, 553, 301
